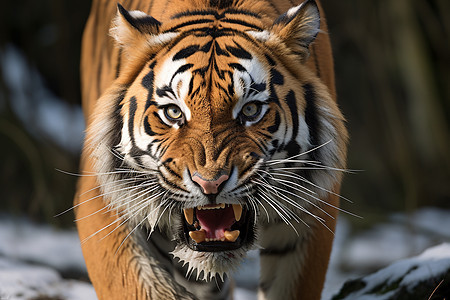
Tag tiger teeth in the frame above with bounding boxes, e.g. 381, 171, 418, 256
186, 204, 242, 222
189, 230, 239, 243
189, 230, 206, 243
197, 203, 226, 210
224, 230, 240, 242
205, 237, 226, 242
183, 208, 194, 225
232, 204, 242, 221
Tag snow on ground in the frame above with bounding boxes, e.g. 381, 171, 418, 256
336, 243, 450, 300
1, 207, 449, 299
0, 257, 96, 300
322, 207, 450, 299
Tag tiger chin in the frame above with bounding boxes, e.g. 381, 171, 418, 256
75, 0, 348, 299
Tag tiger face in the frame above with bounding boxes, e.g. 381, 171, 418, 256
88, 0, 347, 279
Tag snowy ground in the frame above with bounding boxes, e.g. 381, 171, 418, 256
322, 207, 450, 299
336, 243, 450, 300
1, 207, 449, 300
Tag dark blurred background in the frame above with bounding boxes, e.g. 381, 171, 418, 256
0, 0, 449, 228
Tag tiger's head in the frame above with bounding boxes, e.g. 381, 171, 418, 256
88, 0, 347, 280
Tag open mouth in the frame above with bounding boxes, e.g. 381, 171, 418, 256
182, 204, 253, 252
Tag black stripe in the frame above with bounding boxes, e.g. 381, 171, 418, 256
200, 40, 213, 52
286, 90, 299, 140
159, 169, 189, 192
265, 54, 276, 66
217, 83, 232, 99
284, 140, 301, 158
165, 19, 214, 32
171, 10, 218, 19
156, 86, 176, 98
250, 82, 266, 93
171, 8, 261, 20
214, 41, 229, 56
142, 72, 155, 110
128, 96, 138, 146
221, 18, 263, 31
117, 4, 161, 32
270, 69, 284, 85
142, 71, 154, 90
167, 26, 261, 50
228, 63, 246, 72
248, 135, 269, 154
226, 42, 252, 59
257, 130, 272, 140
303, 83, 319, 148
155, 138, 169, 156
162, 163, 183, 179
115, 48, 122, 78
143, 61, 157, 111
190, 27, 238, 38
153, 111, 166, 125
268, 83, 280, 106
227, 82, 235, 97
284, 90, 301, 157
188, 77, 194, 95
223, 8, 261, 18
239, 163, 255, 179
159, 142, 170, 157
260, 241, 298, 256
173, 45, 200, 60
110, 92, 126, 169
267, 111, 280, 134
171, 64, 194, 82
144, 116, 157, 136
210, 0, 233, 9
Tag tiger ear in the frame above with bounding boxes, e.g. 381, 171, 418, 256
110, 4, 176, 53
270, 0, 320, 61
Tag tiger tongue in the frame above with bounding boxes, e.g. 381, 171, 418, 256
196, 206, 235, 240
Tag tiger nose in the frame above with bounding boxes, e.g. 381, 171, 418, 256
192, 174, 229, 194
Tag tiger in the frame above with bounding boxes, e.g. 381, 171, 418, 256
75, 0, 348, 299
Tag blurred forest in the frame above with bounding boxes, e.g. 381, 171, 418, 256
0, 0, 449, 228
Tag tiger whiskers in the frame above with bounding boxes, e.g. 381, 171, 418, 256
81, 190, 165, 248
267, 170, 359, 219
257, 176, 332, 218
72, 178, 159, 222
245, 184, 266, 222
273, 168, 354, 208
55, 167, 158, 216
79, 189, 163, 245
266, 140, 333, 165
264, 164, 359, 216
253, 182, 306, 235
78, 179, 165, 245
114, 197, 171, 255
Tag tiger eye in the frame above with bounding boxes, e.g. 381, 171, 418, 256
165, 105, 183, 120
241, 103, 260, 118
